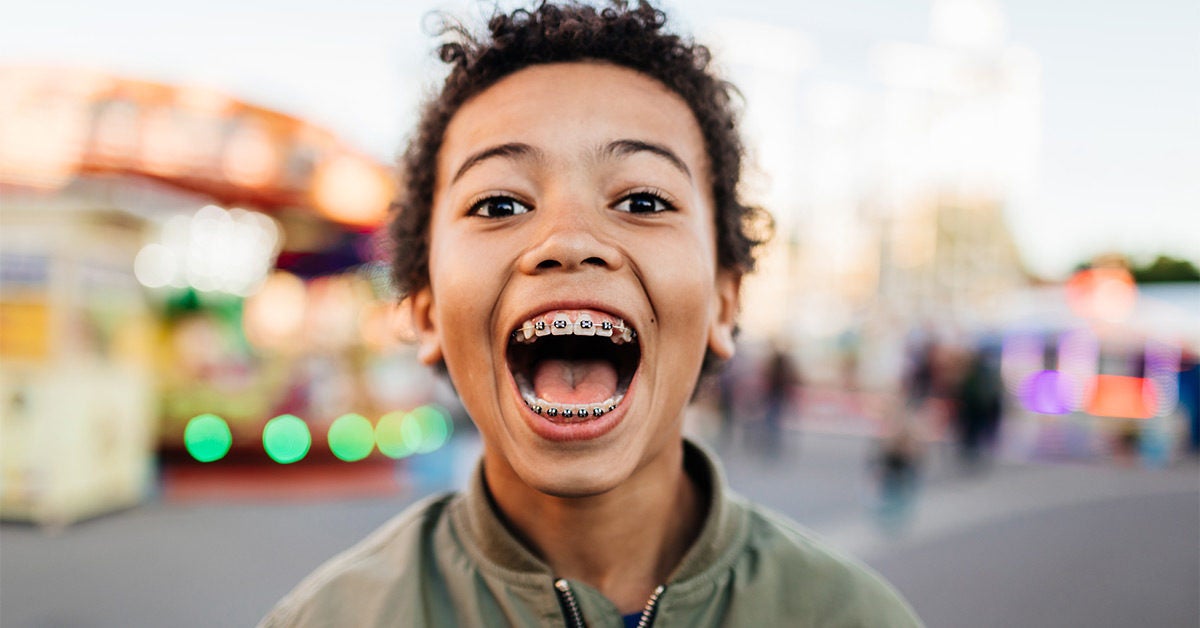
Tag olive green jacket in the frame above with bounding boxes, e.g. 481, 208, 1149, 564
260, 441, 923, 627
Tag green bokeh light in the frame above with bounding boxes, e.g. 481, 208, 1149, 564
375, 405, 453, 459
375, 410, 413, 459
263, 414, 311, 464
400, 411, 426, 451
184, 413, 232, 463
328, 413, 375, 462
411, 405, 452, 453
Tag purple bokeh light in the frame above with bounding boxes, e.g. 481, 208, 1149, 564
1019, 369, 1073, 415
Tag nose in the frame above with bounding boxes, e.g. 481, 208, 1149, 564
516, 200, 623, 274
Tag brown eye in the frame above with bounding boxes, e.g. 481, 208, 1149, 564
614, 192, 674, 214
470, 195, 531, 217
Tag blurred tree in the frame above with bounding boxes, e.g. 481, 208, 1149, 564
1130, 255, 1200, 283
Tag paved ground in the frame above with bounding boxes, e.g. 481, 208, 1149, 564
871, 491, 1199, 628
2, 428, 1197, 627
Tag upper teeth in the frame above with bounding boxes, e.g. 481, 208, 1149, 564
512, 310, 636, 345
551, 313, 571, 335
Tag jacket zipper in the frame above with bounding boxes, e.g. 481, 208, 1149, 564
553, 579, 668, 628
636, 584, 667, 628
555, 579, 585, 628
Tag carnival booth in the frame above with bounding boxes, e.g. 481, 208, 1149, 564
0, 67, 424, 524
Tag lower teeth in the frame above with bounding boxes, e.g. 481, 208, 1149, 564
522, 393, 623, 420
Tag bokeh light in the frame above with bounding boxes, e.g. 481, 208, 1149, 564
242, 270, 307, 350
410, 404, 452, 453
183, 413, 232, 462
1065, 267, 1137, 322
1018, 369, 1072, 415
134, 204, 281, 296
310, 154, 393, 227
327, 413, 375, 462
375, 405, 453, 459
222, 119, 279, 188
1001, 331, 1044, 395
375, 410, 414, 459
0, 71, 91, 189
132, 242, 176, 289
263, 414, 312, 464
1087, 375, 1156, 419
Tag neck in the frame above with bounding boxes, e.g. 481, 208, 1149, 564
485, 440, 705, 614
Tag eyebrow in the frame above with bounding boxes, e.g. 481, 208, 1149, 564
602, 139, 692, 180
449, 138, 692, 183
451, 142, 541, 184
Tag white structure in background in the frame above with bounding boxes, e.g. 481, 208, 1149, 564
707, 0, 1039, 386
871, 0, 1039, 331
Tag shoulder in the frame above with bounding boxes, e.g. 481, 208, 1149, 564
258, 492, 457, 628
730, 498, 924, 627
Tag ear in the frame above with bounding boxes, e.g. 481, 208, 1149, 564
707, 270, 741, 360
408, 287, 444, 366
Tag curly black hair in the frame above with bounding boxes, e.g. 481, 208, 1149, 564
389, 0, 771, 300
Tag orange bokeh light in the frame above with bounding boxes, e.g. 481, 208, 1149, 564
1086, 374, 1156, 419
222, 120, 281, 189
311, 154, 393, 228
1065, 267, 1137, 322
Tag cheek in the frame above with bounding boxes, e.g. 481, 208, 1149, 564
427, 224, 497, 356
640, 233, 718, 336
432, 271, 493, 334
431, 264, 502, 413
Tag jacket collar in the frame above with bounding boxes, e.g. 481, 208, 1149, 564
449, 438, 749, 584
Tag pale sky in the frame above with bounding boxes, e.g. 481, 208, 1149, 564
4, 0, 1197, 279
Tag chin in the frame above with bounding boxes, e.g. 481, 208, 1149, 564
520, 465, 629, 499
507, 440, 639, 499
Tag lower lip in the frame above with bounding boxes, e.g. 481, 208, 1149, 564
510, 371, 639, 443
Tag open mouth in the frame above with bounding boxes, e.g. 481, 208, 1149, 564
507, 309, 641, 422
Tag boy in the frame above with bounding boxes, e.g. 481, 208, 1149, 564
262, 2, 922, 626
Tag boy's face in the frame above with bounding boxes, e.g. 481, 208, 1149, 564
412, 62, 739, 497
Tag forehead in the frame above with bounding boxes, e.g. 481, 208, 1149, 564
437, 62, 708, 183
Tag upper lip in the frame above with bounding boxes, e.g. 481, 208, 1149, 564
506, 299, 638, 337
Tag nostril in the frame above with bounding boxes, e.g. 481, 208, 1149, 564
522, 232, 618, 273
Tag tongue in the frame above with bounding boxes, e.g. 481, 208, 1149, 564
533, 359, 618, 405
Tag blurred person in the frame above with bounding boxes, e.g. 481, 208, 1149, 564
260, 2, 921, 626
758, 340, 801, 458
714, 348, 742, 450
1178, 349, 1199, 456
952, 346, 1004, 472
871, 416, 925, 536
902, 332, 936, 414
1112, 419, 1141, 464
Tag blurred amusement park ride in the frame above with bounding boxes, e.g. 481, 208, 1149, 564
0, 66, 452, 526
